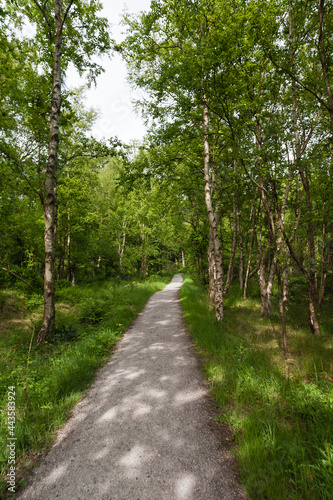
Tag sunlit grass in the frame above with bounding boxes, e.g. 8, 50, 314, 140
0, 274, 172, 497
180, 276, 333, 500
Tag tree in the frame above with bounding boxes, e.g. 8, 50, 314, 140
7, 0, 112, 343
122, 0, 332, 344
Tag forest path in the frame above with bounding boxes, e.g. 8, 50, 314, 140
18, 274, 246, 500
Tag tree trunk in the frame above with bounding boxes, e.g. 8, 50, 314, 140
308, 283, 321, 334
239, 231, 244, 290
243, 200, 258, 299
117, 221, 126, 272
224, 160, 237, 296
318, 0, 333, 131
288, 7, 320, 336
266, 258, 276, 315
37, 2, 64, 344
203, 99, 223, 321
277, 260, 288, 356
141, 230, 148, 278
258, 251, 272, 317
66, 209, 71, 282
282, 248, 290, 305
318, 222, 327, 309
208, 225, 216, 308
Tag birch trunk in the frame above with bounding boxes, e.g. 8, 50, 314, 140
318, 0, 333, 131
318, 222, 328, 309
258, 252, 271, 316
141, 229, 148, 278
117, 221, 126, 272
203, 100, 223, 321
289, 8, 320, 336
223, 160, 237, 296
243, 200, 258, 299
208, 225, 216, 308
37, 1, 63, 344
277, 260, 288, 356
282, 248, 290, 305
239, 230, 244, 290
181, 249, 185, 268
66, 207, 71, 282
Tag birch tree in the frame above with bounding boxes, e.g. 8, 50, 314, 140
13, 0, 112, 343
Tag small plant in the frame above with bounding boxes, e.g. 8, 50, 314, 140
25, 293, 43, 312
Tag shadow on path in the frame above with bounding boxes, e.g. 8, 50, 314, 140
18, 274, 246, 500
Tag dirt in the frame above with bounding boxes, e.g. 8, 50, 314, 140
17, 274, 247, 500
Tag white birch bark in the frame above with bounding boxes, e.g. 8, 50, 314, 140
203, 100, 223, 321
38, 0, 74, 343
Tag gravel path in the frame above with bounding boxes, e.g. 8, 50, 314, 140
18, 274, 246, 500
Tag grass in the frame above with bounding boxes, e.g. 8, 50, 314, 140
180, 275, 333, 500
0, 274, 172, 498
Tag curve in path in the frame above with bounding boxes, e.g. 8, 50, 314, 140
18, 274, 246, 500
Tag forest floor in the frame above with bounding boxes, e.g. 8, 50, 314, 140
180, 276, 333, 499
16, 274, 246, 500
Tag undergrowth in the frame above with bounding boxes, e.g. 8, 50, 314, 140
0, 274, 171, 497
180, 276, 333, 500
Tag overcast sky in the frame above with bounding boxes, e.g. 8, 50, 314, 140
67, 0, 152, 144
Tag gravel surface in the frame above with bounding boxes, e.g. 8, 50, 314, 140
18, 274, 247, 500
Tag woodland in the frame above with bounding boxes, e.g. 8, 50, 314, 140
0, 1, 333, 499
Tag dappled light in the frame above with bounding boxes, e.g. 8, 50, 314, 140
175, 473, 197, 499
17, 275, 244, 500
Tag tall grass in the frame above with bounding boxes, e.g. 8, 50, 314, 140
0, 275, 171, 497
180, 276, 333, 499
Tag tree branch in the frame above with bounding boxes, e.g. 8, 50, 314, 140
61, 0, 75, 31
240, 158, 269, 196
278, 218, 309, 281
1, 267, 36, 289
32, 0, 53, 43
268, 55, 328, 111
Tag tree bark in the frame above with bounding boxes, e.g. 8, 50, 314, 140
224, 159, 237, 296
289, 7, 320, 336
243, 199, 258, 299
318, 0, 333, 131
258, 249, 274, 317
66, 207, 71, 282
141, 227, 148, 278
238, 217, 244, 290
181, 249, 185, 268
37, 1, 64, 344
282, 248, 290, 305
277, 260, 288, 356
203, 99, 223, 321
208, 225, 216, 308
117, 221, 126, 272
318, 222, 328, 309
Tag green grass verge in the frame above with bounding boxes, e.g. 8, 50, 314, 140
180, 276, 333, 500
0, 274, 172, 497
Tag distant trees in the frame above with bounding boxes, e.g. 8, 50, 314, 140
123, 0, 332, 345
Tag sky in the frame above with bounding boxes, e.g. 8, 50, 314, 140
67, 0, 152, 144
